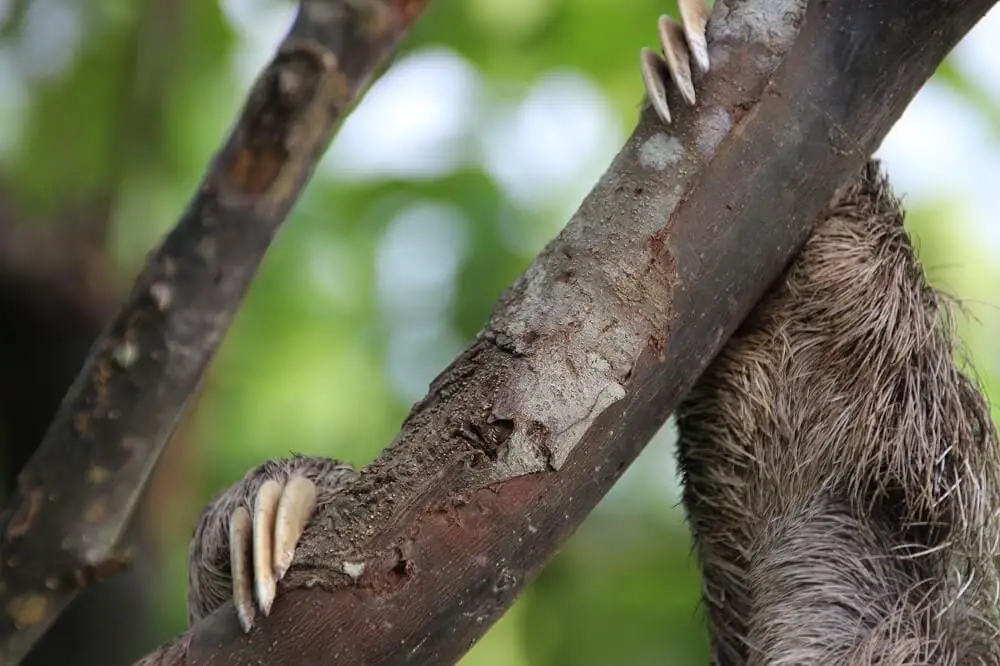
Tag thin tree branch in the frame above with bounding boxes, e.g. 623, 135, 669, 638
131, 0, 997, 663
0, 1, 432, 663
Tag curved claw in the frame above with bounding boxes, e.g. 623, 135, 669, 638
273, 476, 318, 581
253, 479, 282, 616
679, 0, 711, 73
229, 506, 255, 633
659, 15, 696, 106
640, 48, 673, 124
227, 475, 321, 633
640, 0, 712, 126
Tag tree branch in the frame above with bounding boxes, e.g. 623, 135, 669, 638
0, 1, 432, 663
134, 0, 996, 663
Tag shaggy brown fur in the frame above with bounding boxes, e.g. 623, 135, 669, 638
676, 161, 1000, 665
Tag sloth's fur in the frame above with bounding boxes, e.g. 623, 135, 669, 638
676, 161, 1000, 665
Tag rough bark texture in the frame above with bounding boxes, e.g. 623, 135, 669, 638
678, 161, 1000, 665
133, 0, 998, 664
0, 1, 432, 663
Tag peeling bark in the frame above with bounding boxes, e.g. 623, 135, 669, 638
134, 0, 997, 664
0, 1, 432, 663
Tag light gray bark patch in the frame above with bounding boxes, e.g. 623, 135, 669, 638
695, 107, 733, 157
638, 133, 684, 171
712, 0, 806, 71
491, 361, 627, 476
482, 261, 636, 482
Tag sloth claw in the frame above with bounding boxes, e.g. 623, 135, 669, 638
640, 0, 712, 126
680, 0, 711, 73
659, 15, 697, 106
229, 506, 255, 633
229, 475, 318, 632
640, 47, 674, 124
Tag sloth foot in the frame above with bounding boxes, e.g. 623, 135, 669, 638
229, 475, 318, 632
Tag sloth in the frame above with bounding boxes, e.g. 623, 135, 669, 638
184, 3, 1000, 665
675, 162, 1000, 665
645, 2, 1000, 664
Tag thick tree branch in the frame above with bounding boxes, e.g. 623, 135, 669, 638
145, 0, 994, 664
0, 1, 431, 663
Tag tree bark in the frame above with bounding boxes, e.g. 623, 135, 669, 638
132, 0, 998, 664
0, 1, 432, 663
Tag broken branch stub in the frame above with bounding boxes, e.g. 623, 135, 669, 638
0, 1, 432, 664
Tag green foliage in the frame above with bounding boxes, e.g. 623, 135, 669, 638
0, 0, 996, 662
